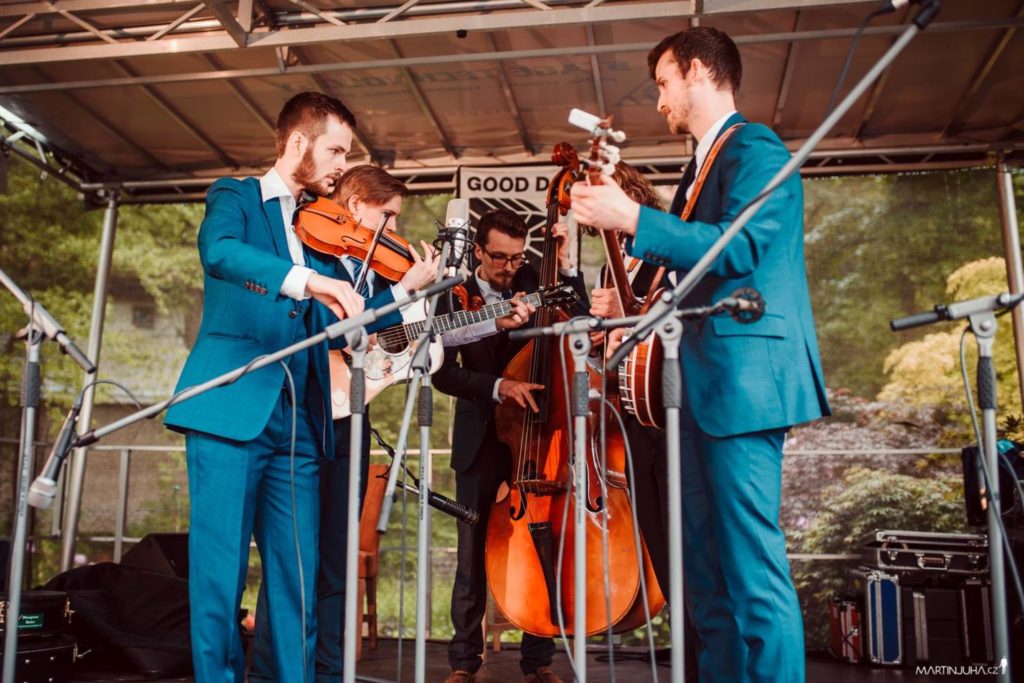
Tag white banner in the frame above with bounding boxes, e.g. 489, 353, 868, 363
457, 165, 579, 269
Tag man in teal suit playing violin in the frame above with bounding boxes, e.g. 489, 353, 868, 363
572, 28, 830, 683
164, 92, 436, 683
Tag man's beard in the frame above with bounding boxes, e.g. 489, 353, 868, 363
486, 269, 515, 289
292, 146, 338, 197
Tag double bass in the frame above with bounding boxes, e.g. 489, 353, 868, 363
484, 120, 665, 637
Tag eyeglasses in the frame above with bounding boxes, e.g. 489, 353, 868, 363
480, 248, 527, 268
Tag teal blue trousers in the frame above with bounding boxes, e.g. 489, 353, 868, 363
186, 392, 319, 683
680, 420, 804, 683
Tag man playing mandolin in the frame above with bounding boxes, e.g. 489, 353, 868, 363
571, 28, 830, 683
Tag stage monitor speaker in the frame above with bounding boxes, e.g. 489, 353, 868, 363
122, 533, 189, 580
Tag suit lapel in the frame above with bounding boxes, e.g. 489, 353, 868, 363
683, 112, 747, 220
261, 195, 292, 260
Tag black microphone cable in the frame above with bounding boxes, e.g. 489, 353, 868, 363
278, 360, 310, 683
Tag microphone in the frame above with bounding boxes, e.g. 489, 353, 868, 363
877, 0, 924, 13
724, 288, 765, 323
442, 198, 470, 276
425, 489, 480, 526
28, 393, 84, 509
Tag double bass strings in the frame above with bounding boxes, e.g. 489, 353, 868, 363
553, 322, 661, 682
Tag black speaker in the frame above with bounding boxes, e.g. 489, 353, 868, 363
122, 533, 189, 579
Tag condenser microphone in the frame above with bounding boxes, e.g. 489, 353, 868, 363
877, 0, 926, 13
442, 198, 470, 277
27, 393, 83, 509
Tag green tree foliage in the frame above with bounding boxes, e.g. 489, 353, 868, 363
0, 156, 202, 536
0, 156, 202, 412
792, 465, 965, 650
804, 169, 1021, 398
879, 257, 1022, 438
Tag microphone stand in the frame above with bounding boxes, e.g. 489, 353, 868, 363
49, 272, 461, 683
892, 292, 1024, 682
603, 4, 940, 679
342, 211, 392, 683
3, 314, 42, 683
375, 237, 454, 683
69, 278, 463, 450
0, 269, 95, 683
511, 295, 759, 683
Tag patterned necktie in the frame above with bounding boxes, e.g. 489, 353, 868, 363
346, 256, 371, 297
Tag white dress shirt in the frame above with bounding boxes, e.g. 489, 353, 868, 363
669, 109, 738, 288
338, 255, 411, 310
472, 272, 514, 403
439, 269, 501, 346
685, 109, 738, 201
260, 167, 314, 301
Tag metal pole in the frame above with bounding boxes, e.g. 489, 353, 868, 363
656, 315, 687, 682
414, 382, 432, 683
2, 327, 42, 683
344, 331, 369, 683
567, 329, 593, 682
113, 448, 131, 563
60, 192, 118, 571
972, 314, 1011, 682
995, 158, 1024, 409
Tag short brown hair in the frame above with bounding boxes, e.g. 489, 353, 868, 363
474, 208, 528, 247
648, 27, 742, 93
333, 165, 408, 207
275, 91, 356, 157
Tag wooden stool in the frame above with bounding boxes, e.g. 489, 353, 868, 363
483, 587, 515, 657
357, 463, 389, 659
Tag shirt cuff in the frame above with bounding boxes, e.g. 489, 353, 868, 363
390, 282, 410, 306
281, 266, 314, 301
492, 378, 502, 403
441, 319, 498, 347
559, 267, 578, 278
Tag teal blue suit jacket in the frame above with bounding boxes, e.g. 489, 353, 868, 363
629, 113, 829, 437
164, 177, 401, 458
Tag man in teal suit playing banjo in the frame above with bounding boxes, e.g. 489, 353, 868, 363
165, 92, 438, 682
572, 27, 830, 683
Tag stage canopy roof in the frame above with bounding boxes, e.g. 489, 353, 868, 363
0, 0, 1022, 203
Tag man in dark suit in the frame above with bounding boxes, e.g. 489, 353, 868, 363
433, 209, 585, 683
572, 27, 830, 683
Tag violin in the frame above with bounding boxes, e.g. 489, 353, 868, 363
293, 195, 416, 282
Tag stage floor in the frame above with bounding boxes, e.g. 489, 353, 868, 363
67, 639, 979, 682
